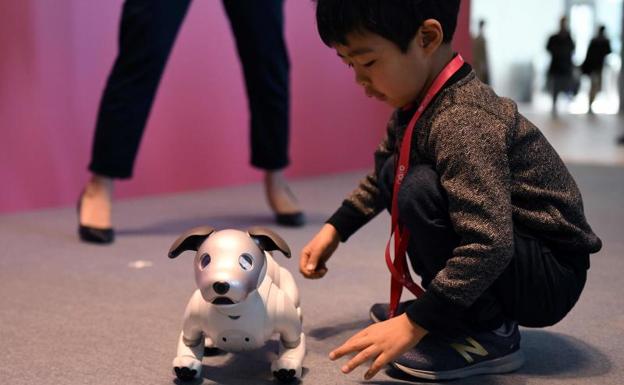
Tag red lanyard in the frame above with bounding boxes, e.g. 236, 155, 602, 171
385, 54, 465, 318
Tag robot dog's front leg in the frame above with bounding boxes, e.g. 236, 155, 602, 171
271, 291, 306, 382
173, 331, 204, 381
173, 294, 205, 381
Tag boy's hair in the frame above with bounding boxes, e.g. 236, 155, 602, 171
316, 0, 461, 53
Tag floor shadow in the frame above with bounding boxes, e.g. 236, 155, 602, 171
117, 214, 276, 237
307, 318, 372, 340
191, 340, 309, 385
116, 212, 328, 237
520, 329, 612, 378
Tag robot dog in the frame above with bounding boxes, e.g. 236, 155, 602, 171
168, 226, 305, 382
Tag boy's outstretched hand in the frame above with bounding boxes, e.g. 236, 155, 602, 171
299, 223, 340, 279
329, 313, 428, 380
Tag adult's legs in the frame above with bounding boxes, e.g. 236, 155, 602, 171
89, 0, 192, 178
80, 0, 191, 240
550, 75, 560, 117
223, 0, 303, 224
588, 72, 602, 113
222, 0, 289, 170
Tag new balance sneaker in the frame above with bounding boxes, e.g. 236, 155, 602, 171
392, 320, 524, 380
369, 300, 415, 323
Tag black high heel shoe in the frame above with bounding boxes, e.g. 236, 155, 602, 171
77, 193, 114, 244
274, 212, 306, 227
270, 185, 306, 227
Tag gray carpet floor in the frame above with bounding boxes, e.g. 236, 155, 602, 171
1, 164, 623, 385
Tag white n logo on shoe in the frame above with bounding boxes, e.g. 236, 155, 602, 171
450, 337, 488, 363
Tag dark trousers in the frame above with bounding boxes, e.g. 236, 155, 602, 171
89, 0, 290, 178
548, 73, 573, 113
379, 158, 589, 331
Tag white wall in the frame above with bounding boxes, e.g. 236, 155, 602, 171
472, 0, 622, 113
471, 0, 565, 100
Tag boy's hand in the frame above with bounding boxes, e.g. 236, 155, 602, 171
329, 313, 427, 380
299, 223, 340, 279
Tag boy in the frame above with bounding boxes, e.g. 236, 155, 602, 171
299, 0, 602, 381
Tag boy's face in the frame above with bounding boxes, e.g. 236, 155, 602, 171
334, 30, 431, 108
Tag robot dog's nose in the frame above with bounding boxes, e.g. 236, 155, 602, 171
213, 281, 230, 295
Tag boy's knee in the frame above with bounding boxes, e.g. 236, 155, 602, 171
378, 160, 448, 225
397, 164, 447, 215
378, 161, 447, 219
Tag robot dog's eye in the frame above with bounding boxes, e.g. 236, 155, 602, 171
200, 253, 211, 269
239, 253, 253, 271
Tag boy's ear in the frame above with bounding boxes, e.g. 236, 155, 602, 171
419, 19, 444, 53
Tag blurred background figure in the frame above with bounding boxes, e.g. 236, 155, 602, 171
547, 16, 576, 117
582, 25, 612, 114
79, 0, 304, 244
472, 19, 491, 85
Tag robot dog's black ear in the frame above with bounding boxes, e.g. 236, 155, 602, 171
247, 227, 291, 258
168, 226, 216, 259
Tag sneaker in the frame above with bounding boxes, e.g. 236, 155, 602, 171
369, 300, 415, 323
392, 320, 524, 380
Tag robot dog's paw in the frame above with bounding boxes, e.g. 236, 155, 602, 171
271, 359, 302, 382
173, 356, 202, 381
273, 368, 297, 383
174, 367, 197, 381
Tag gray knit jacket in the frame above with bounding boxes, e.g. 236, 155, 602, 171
327, 68, 602, 330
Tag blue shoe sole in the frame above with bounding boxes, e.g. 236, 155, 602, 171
392, 349, 525, 380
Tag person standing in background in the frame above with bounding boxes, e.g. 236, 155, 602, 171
546, 16, 575, 117
472, 19, 490, 85
581, 25, 612, 114
78, 0, 305, 244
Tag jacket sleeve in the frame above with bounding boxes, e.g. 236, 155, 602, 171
327, 111, 399, 241
405, 104, 514, 332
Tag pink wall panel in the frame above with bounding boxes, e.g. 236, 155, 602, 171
0, 0, 471, 214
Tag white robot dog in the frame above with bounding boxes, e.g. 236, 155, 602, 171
168, 226, 305, 382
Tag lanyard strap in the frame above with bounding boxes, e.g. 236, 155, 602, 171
385, 54, 465, 318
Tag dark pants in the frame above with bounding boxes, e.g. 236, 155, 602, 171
548, 73, 573, 114
89, 0, 290, 178
379, 158, 589, 331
